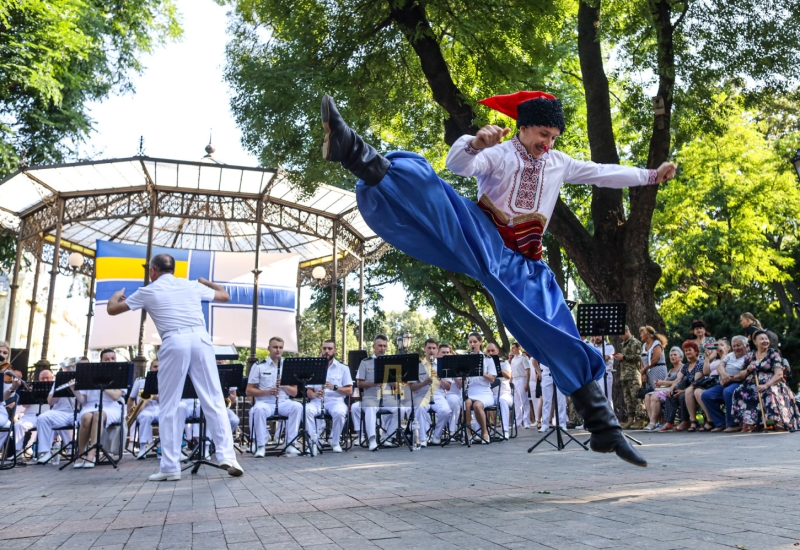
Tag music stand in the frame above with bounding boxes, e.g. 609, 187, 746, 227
576, 302, 642, 446
60, 362, 132, 470
17, 382, 52, 457
437, 354, 484, 448
527, 374, 588, 453
374, 354, 419, 451
346, 350, 368, 446
280, 358, 328, 457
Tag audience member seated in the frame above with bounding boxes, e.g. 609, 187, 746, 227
699, 336, 748, 432
731, 330, 800, 432
659, 341, 704, 432
686, 340, 720, 432
644, 347, 684, 431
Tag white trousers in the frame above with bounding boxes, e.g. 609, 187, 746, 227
135, 406, 166, 445
513, 378, 530, 426
418, 399, 451, 439
0, 407, 8, 450
541, 375, 568, 429
350, 402, 406, 440
157, 331, 235, 473
603, 371, 614, 405
445, 394, 463, 432
306, 400, 348, 445
250, 400, 302, 448
35, 410, 75, 454
14, 413, 37, 451
497, 394, 513, 431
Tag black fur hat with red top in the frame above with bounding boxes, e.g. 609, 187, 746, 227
478, 91, 566, 134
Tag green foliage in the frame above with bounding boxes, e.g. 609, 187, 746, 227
653, 97, 800, 326
0, 230, 18, 272
222, 0, 578, 193
0, 0, 182, 176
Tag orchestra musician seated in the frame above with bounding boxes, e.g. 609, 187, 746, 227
305, 340, 353, 454
460, 333, 497, 444
486, 343, 513, 439
13, 369, 54, 457
408, 338, 452, 446
36, 359, 83, 464
72, 349, 124, 468
131, 359, 164, 459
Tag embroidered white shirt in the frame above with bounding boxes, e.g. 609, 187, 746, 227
446, 134, 657, 230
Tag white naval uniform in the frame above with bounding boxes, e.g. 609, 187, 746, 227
13, 403, 39, 452
124, 273, 235, 474
594, 342, 615, 404
466, 355, 498, 406
35, 382, 77, 454
510, 355, 532, 427
444, 376, 463, 433
78, 390, 123, 426
247, 358, 302, 448
540, 364, 568, 429
305, 359, 352, 446
133, 389, 160, 446
350, 356, 405, 440
495, 360, 514, 433
413, 359, 451, 441
127, 377, 145, 442
0, 381, 11, 450
446, 134, 657, 233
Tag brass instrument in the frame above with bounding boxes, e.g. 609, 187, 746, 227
126, 389, 152, 430
425, 354, 438, 405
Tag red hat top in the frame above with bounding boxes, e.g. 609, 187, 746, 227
478, 91, 558, 120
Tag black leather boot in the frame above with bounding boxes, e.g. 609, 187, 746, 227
321, 94, 390, 185
571, 380, 648, 467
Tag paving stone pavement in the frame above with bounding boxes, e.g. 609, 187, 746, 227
1, 429, 799, 550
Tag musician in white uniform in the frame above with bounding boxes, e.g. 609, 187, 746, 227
439, 344, 463, 435
592, 336, 615, 405
247, 336, 302, 457
133, 359, 165, 459
107, 253, 243, 480
462, 333, 497, 444
305, 340, 353, 454
11, 369, 53, 455
508, 343, 532, 429
408, 339, 451, 446
36, 360, 82, 463
539, 362, 568, 431
350, 335, 404, 451
0, 342, 17, 452
486, 343, 513, 439
71, 350, 124, 468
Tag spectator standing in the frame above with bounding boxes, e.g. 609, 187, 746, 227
639, 326, 669, 387
739, 312, 761, 351
690, 320, 715, 361
613, 326, 644, 429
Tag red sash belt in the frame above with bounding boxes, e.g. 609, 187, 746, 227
478, 195, 546, 261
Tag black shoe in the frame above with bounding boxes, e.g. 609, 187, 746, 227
571, 381, 647, 467
320, 93, 390, 185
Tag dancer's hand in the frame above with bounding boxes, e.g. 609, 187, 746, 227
471, 125, 511, 150
655, 162, 677, 183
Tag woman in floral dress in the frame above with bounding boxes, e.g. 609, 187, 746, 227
731, 330, 800, 432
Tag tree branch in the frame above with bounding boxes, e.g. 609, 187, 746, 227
445, 271, 499, 347
425, 282, 481, 325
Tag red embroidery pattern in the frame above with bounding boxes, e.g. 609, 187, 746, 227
464, 141, 480, 156
511, 137, 544, 212
647, 169, 658, 185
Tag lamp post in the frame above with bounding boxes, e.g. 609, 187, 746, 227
395, 331, 412, 354
792, 148, 800, 184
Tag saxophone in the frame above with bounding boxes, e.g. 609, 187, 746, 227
126, 389, 152, 430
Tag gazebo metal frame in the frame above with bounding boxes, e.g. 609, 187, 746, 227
0, 154, 385, 375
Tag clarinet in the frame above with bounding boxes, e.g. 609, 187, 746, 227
428, 354, 436, 405
275, 358, 281, 416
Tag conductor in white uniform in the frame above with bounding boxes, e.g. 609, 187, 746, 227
107, 253, 243, 480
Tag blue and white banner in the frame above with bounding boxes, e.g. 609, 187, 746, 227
89, 241, 300, 351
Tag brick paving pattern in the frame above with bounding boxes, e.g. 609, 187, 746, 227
1, 430, 799, 549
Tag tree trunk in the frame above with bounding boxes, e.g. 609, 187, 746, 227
544, 234, 566, 297
772, 281, 795, 317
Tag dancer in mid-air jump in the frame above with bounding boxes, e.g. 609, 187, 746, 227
321, 91, 676, 466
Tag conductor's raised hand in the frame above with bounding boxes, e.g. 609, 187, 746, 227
655, 162, 677, 184
470, 125, 511, 151
106, 288, 130, 316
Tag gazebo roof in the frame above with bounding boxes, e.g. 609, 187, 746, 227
0, 155, 384, 283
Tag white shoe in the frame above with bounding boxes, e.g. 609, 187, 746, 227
575, 424, 584, 430
382, 439, 397, 447
36, 452, 54, 464
368, 438, 378, 451
267, 438, 277, 445
284, 445, 301, 456
254, 446, 266, 458
137, 446, 149, 460
431, 436, 441, 445
83, 460, 95, 469
180, 454, 189, 463
523, 423, 531, 429
73, 460, 85, 469
332, 444, 342, 453
503, 431, 510, 440
538, 426, 548, 433
420, 440, 427, 447
219, 459, 244, 477
149, 471, 181, 482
